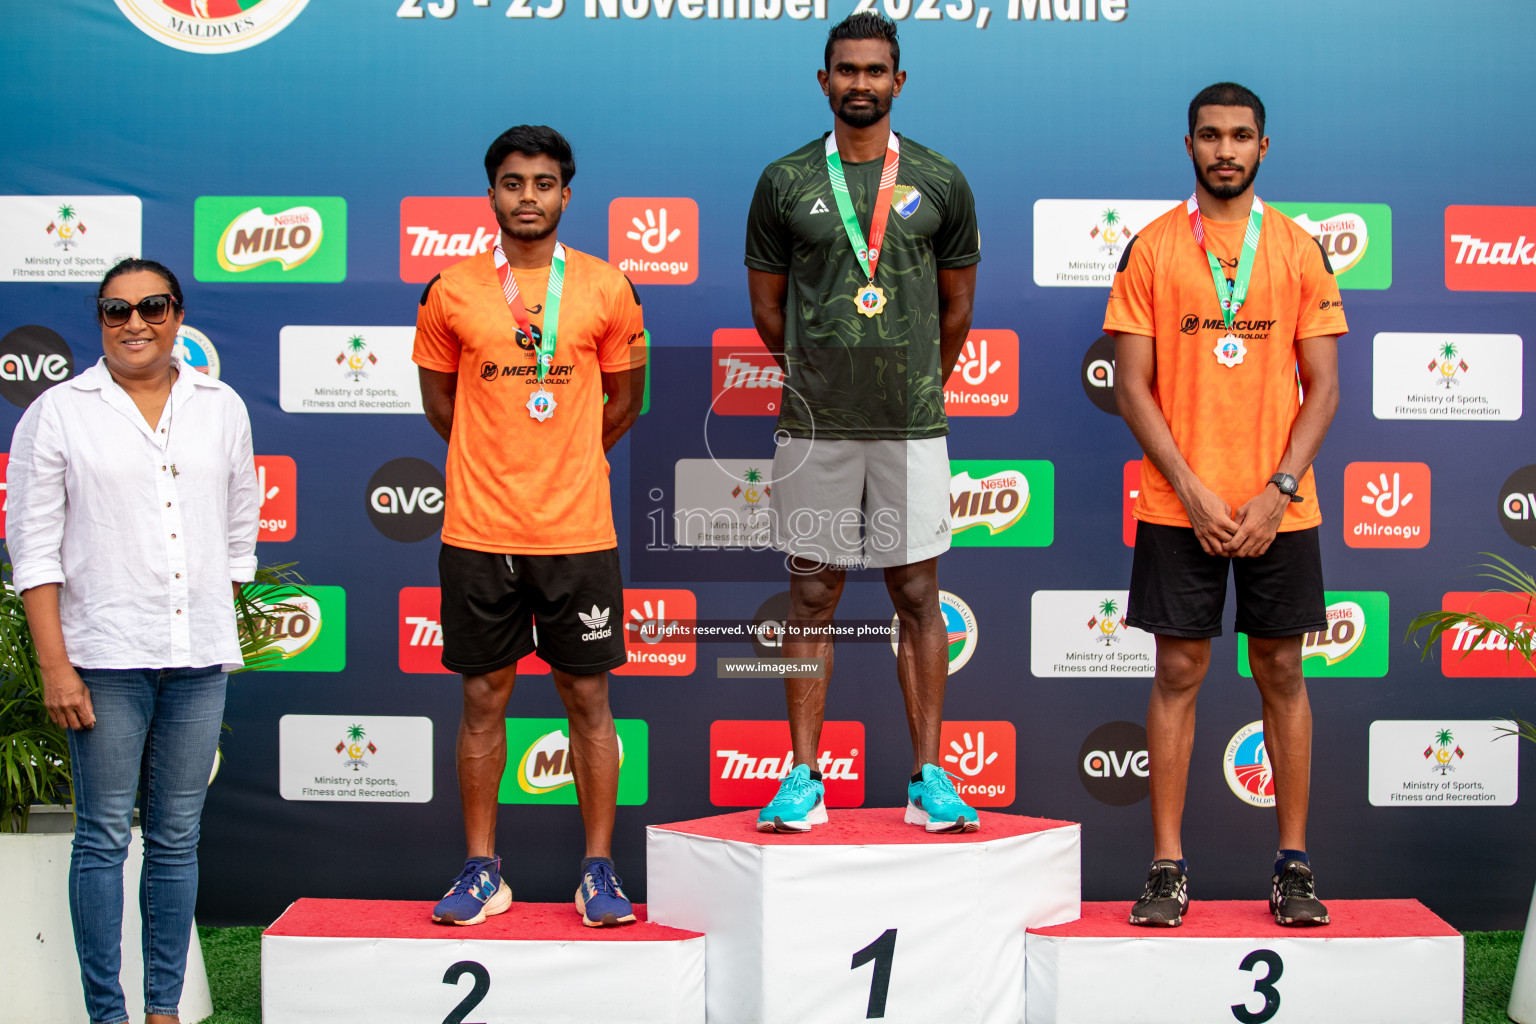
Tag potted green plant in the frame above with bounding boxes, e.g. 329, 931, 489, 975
1406, 552, 1535, 1023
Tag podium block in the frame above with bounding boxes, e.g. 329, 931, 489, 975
647, 808, 1080, 1024
1025, 900, 1462, 1024
262, 899, 704, 1024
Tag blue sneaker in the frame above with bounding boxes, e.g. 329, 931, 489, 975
576, 861, 637, 927
432, 856, 513, 925
905, 763, 980, 833
756, 763, 827, 833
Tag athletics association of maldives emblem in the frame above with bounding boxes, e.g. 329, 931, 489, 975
115, 0, 309, 55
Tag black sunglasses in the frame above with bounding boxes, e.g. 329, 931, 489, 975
98, 293, 179, 327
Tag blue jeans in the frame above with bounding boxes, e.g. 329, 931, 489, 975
67, 666, 227, 1024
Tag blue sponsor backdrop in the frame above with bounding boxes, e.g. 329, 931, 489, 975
1, 1, 1533, 928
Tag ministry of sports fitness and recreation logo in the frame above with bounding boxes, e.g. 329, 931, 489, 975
1077, 721, 1150, 806
1080, 335, 1118, 415
1086, 597, 1127, 645
1500, 464, 1536, 549
890, 591, 977, 674
1423, 727, 1466, 776
1269, 202, 1393, 290
1030, 589, 1155, 677
940, 721, 1015, 807
194, 196, 346, 283
1032, 198, 1180, 288
1343, 462, 1430, 549
1224, 721, 1274, 808
365, 458, 445, 543
334, 723, 377, 772
278, 326, 422, 415
0, 326, 73, 409
949, 460, 1054, 547
0, 196, 142, 284
499, 718, 648, 805
399, 197, 498, 283
115, 0, 309, 54
1238, 591, 1389, 678
277, 714, 432, 803
1372, 332, 1523, 422
1368, 719, 1519, 807
709, 720, 865, 807
1444, 205, 1536, 292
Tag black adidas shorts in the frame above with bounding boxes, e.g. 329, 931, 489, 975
1126, 524, 1326, 639
437, 544, 627, 676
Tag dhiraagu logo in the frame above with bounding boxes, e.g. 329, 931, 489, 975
194, 196, 346, 283
948, 460, 1054, 547
499, 718, 649, 805
1238, 591, 1389, 678
1270, 202, 1392, 290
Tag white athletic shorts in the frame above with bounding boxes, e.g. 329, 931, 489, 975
769, 436, 952, 570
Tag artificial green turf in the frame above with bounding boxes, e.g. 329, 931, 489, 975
194, 925, 1526, 1023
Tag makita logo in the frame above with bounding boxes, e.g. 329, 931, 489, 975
715, 749, 861, 780
718, 356, 784, 389
404, 615, 443, 648
404, 225, 495, 259
578, 605, 613, 641
708, 720, 865, 806
1449, 235, 1536, 266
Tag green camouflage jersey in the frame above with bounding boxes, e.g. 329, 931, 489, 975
744, 133, 980, 440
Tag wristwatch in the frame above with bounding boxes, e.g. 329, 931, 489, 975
1269, 473, 1303, 503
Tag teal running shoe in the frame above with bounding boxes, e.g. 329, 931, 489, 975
756, 763, 827, 833
905, 763, 980, 833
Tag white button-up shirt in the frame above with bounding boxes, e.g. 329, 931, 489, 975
8, 358, 261, 672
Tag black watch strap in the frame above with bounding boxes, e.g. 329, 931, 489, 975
1269, 473, 1303, 503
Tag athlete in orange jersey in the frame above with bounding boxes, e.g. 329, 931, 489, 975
415, 126, 646, 929
1104, 84, 1345, 929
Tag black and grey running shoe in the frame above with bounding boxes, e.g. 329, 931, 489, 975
1129, 859, 1189, 927
1271, 859, 1330, 926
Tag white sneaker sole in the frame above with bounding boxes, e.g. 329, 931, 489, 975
904, 800, 980, 833
434, 879, 513, 926
756, 801, 829, 833
576, 887, 638, 928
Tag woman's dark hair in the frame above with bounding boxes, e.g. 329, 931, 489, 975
484, 125, 577, 188
97, 258, 184, 320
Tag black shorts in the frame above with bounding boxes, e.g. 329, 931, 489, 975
437, 544, 627, 676
1126, 523, 1326, 639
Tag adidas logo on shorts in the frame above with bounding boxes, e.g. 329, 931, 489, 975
579, 605, 613, 641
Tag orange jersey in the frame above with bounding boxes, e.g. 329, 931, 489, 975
413, 246, 646, 554
1103, 202, 1347, 531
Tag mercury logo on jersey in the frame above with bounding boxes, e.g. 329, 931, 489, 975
709, 720, 865, 807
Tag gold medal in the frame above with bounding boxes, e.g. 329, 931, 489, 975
855, 284, 887, 318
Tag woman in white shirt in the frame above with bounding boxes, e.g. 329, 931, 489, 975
8, 258, 260, 1024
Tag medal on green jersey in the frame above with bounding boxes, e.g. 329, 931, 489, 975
825, 132, 900, 318
494, 238, 565, 421
1186, 193, 1263, 368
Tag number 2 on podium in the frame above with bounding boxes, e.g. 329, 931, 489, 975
442, 960, 490, 1024
850, 928, 898, 1018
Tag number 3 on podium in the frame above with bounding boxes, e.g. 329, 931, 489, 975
1231, 948, 1284, 1024
850, 928, 898, 1018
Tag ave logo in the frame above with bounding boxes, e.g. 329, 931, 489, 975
254, 456, 296, 541
1077, 720, 1150, 806
397, 587, 549, 676
1500, 464, 1536, 549
398, 197, 498, 283
608, 198, 698, 285
709, 720, 865, 807
940, 721, 1016, 806
365, 458, 445, 543
0, 326, 74, 409
1343, 462, 1431, 548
